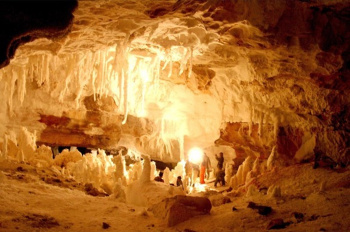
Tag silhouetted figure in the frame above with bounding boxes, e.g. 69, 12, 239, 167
215, 152, 224, 170
176, 176, 184, 190
154, 171, 164, 182
214, 152, 225, 187
214, 169, 225, 187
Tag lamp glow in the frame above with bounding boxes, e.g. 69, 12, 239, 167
188, 147, 203, 164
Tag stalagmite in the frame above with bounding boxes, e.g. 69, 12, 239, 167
0, 1, 348, 230
252, 158, 260, 174
242, 156, 254, 184
17, 127, 37, 162
134, 160, 143, 182
35, 145, 54, 167
54, 149, 83, 168
230, 175, 238, 189
267, 146, 277, 171
246, 185, 258, 197
268, 185, 281, 198
236, 165, 243, 186
17, 150, 24, 162
113, 154, 127, 185
164, 167, 170, 184
294, 134, 316, 162
140, 155, 151, 183
150, 160, 156, 180
225, 162, 234, 184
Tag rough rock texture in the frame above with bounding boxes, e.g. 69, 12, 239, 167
38, 95, 153, 149
150, 195, 212, 226
209, 194, 232, 207
0, 0, 349, 164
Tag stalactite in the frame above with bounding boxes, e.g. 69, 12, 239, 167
188, 47, 193, 79
2, 135, 8, 160
8, 68, 17, 115
44, 54, 51, 92
17, 68, 26, 105
39, 55, 44, 85
258, 111, 264, 137
74, 54, 83, 108
168, 57, 173, 78
248, 104, 253, 136
122, 68, 129, 124
162, 54, 169, 71
141, 77, 146, 115
105, 49, 114, 81
35, 57, 39, 85
96, 50, 102, 97
92, 53, 97, 101
179, 48, 187, 76
101, 49, 107, 97
28, 61, 34, 82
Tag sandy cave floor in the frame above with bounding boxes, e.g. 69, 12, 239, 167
0, 161, 350, 232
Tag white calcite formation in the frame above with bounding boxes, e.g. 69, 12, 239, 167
0, 126, 190, 205
2, 127, 54, 168
0, 0, 347, 167
230, 155, 258, 190
126, 154, 185, 207
267, 146, 278, 171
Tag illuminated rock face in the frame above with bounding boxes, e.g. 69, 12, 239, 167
0, 0, 349, 164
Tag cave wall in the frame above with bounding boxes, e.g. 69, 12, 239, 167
0, 0, 349, 164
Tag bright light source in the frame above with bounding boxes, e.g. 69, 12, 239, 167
188, 147, 203, 164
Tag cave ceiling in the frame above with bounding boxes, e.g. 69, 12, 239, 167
0, 0, 349, 163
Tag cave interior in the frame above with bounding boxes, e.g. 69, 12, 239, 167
0, 0, 349, 231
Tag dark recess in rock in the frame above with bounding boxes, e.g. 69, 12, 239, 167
0, 0, 78, 69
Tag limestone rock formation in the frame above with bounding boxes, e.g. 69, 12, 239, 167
150, 195, 212, 226
0, 0, 349, 165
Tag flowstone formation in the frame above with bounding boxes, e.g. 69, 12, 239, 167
0, 0, 349, 166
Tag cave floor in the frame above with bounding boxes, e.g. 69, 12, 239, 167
0, 161, 349, 232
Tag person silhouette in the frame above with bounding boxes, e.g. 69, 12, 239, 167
154, 171, 164, 182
